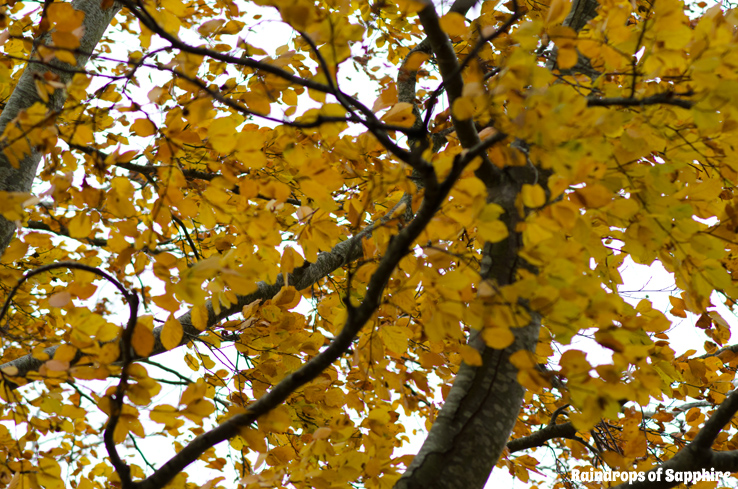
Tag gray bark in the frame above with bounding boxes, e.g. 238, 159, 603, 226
0, 0, 121, 256
564, 0, 600, 31
396, 323, 540, 489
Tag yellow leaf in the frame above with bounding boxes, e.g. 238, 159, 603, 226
669, 296, 687, 318
221, 20, 246, 35
198, 19, 225, 37
208, 117, 238, 154
51, 31, 80, 51
521, 184, 546, 208
403, 51, 430, 71
272, 286, 301, 309
98, 343, 120, 365
557, 47, 578, 69
184, 352, 199, 371
482, 327, 515, 349
438, 270, 472, 291
439, 12, 467, 37
452, 96, 475, 120
0, 192, 31, 218
131, 118, 157, 137
381, 325, 409, 354
191, 305, 209, 331
175, 277, 207, 306
560, 350, 591, 377
281, 246, 303, 279
0, 239, 28, 264
600, 451, 625, 470
37, 457, 62, 489
68, 213, 92, 238
106, 178, 137, 218
244, 92, 271, 114
381, 102, 415, 127
47, 3, 85, 32
150, 405, 181, 429
185, 97, 213, 126
623, 431, 647, 458
692, 108, 721, 133
161, 0, 186, 16
509, 351, 536, 369
397, 0, 426, 14
686, 178, 721, 201
573, 184, 613, 208
459, 345, 483, 366
152, 292, 181, 313
183, 398, 214, 422
280, 2, 314, 30
259, 405, 292, 432
282, 89, 298, 106
477, 220, 509, 243
240, 428, 267, 452
132, 321, 155, 357
161, 317, 183, 350
546, 0, 572, 25
54, 344, 77, 362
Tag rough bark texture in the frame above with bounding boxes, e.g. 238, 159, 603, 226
564, 0, 600, 31
506, 421, 578, 453
0, 0, 121, 255
396, 324, 540, 489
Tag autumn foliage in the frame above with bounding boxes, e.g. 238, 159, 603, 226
2, 0, 738, 488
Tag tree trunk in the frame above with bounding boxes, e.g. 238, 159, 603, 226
0, 0, 121, 255
395, 0, 601, 486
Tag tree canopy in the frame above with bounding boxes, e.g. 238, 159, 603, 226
2, 0, 738, 488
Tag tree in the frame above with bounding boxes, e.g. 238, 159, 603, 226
1, 0, 738, 487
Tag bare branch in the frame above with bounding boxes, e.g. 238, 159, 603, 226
587, 92, 694, 109
416, 1, 501, 187
506, 421, 578, 453
26, 220, 108, 247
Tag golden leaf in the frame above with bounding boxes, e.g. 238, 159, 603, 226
131, 118, 157, 137
132, 321, 155, 357
439, 12, 468, 37
521, 184, 546, 208
161, 317, 183, 351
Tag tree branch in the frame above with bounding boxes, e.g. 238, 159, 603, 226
587, 92, 694, 109
506, 421, 578, 453
130, 121, 491, 489
610, 390, 738, 489
26, 220, 108, 247
394, 4, 542, 489
416, 0, 501, 187
65, 142, 302, 206
0, 195, 413, 386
